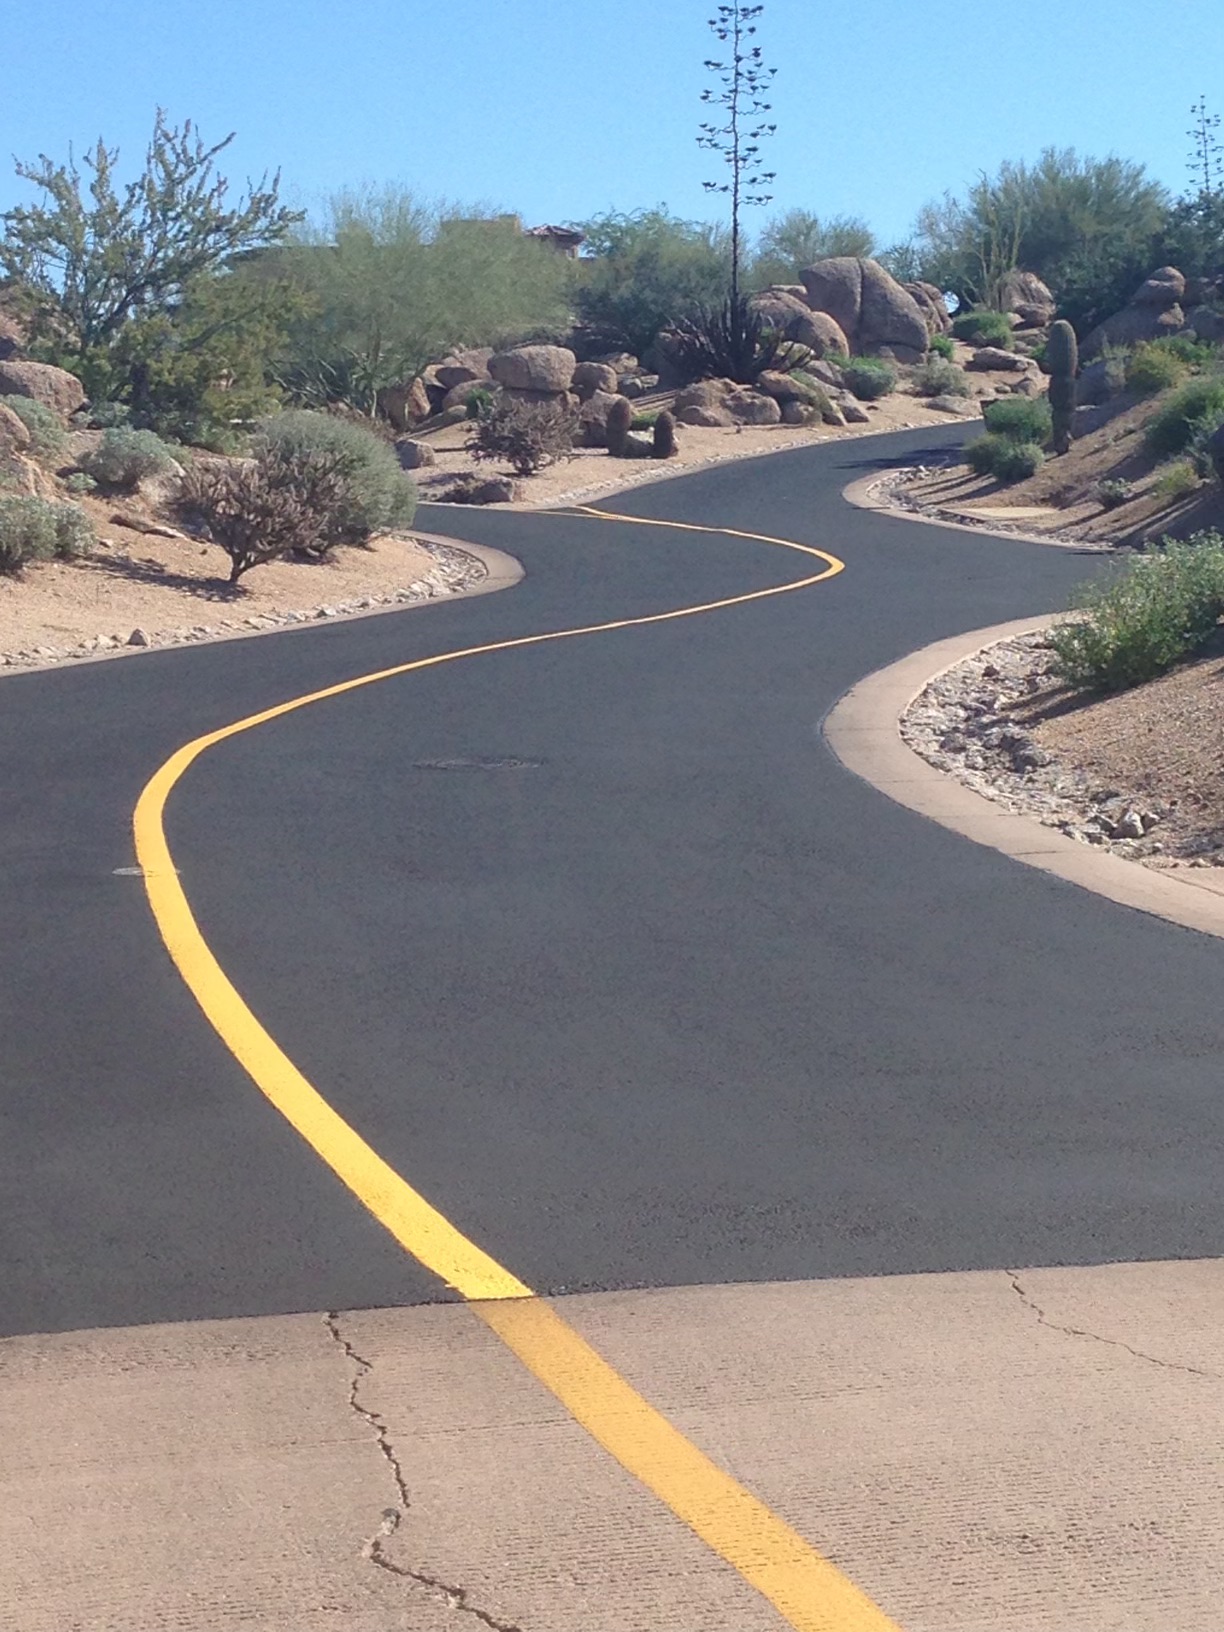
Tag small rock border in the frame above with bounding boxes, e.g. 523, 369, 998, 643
0, 538, 485, 670
901, 630, 1223, 869
874, 463, 1114, 551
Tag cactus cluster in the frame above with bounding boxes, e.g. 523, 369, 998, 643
1046, 318, 1078, 455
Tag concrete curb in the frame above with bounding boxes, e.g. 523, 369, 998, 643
823, 615, 1224, 941
841, 471, 1110, 553
0, 536, 523, 679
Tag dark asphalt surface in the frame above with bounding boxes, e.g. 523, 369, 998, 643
6, 425, 1224, 1339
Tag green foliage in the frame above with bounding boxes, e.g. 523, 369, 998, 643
1046, 318, 1078, 377
668, 290, 801, 385
965, 434, 1045, 481
63, 471, 97, 495
841, 357, 897, 400
1144, 376, 1224, 455
86, 401, 132, 429
1096, 477, 1135, 510
951, 309, 1013, 347
653, 409, 678, 458
467, 395, 578, 477
1049, 534, 1224, 690
606, 395, 633, 457
1187, 414, 1224, 478
276, 190, 571, 415
1149, 333, 1220, 366
910, 357, 971, 397
1154, 460, 1200, 501
3, 397, 67, 460
1157, 188, 1224, 280
630, 411, 660, 429
1125, 342, 1189, 394
80, 427, 177, 489
751, 209, 875, 287
914, 148, 1170, 332
982, 396, 1053, 444
875, 240, 924, 283
256, 409, 417, 543
179, 443, 351, 582
0, 495, 94, 571
464, 386, 496, 419
929, 333, 955, 360
571, 208, 730, 358
1, 112, 300, 360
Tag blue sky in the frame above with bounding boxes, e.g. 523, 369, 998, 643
4, 0, 1222, 245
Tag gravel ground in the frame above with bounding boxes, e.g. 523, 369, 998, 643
902, 629, 1224, 870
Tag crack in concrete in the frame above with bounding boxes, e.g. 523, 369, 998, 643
1005, 1273, 1218, 1379
323, 1312, 526, 1632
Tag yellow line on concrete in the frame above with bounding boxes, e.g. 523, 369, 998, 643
133, 512, 900, 1632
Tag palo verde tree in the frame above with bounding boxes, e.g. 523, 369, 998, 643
0, 111, 301, 392
697, 2, 777, 304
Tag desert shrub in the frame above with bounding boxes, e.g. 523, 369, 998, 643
179, 446, 351, 582
86, 401, 133, 429
951, 309, 1013, 348
965, 434, 1045, 481
464, 386, 496, 419
63, 471, 97, 495
4, 398, 67, 461
1049, 533, 1224, 690
1096, 477, 1135, 510
1185, 414, 1224, 478
929, 334, 955, 360
1154, 460, 1200, 501
982, 396, 1053, 444
81, 427, 176, 489
668, 291, 802, 386
842, 358, 897, 400
0, 496, 94, 572
467, 395, 578, 477
1124, 343, 1188, 395
1145, 377, 1224, 456
911, 358, 971, 397
631, 411, 660, 429
1149, 334, 1219, 367
255, 410, 417, 542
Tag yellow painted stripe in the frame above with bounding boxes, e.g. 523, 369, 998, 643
133, 509, 900, 1632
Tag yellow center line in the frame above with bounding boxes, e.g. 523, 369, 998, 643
133, 507, 900, 1632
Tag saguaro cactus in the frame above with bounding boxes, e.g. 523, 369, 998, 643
1047, 318, 1078, 455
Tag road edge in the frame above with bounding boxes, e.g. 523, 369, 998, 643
823, 614, 1224, 941
841, 471, 1109, 553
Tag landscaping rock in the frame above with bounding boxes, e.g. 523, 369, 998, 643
676, 404, 733, 427
434, 348, 493, 390
619, 373, 660, 398
0, 360, 87, 421
780, 399, 819, 425
1135, 265, 1185, 305
673, 379, 737, 412
591, 351, 640, 376
0, 400, 32, 454
965, 347, 1039, 373
837, 396, 871, 424
571, 361, 619, 400
749, 288, 850, 359
126, 628, 151, 648
724, 390, 782, 426
928, 394, 978, 415
377, 377, 431, 429
904, 281, 953, 336
998, 270, 1056, 328
1082, 265, 1188, 358
442, 378, 496, 413
394, 437, 436, 470
1185, 305, 1224, 343
756, 369, 816, 401
488, 344, 576, 393
577, 389, 626, 447
0, 315, 22, 361
443, 474, 522, 504
799, 257, 930, 364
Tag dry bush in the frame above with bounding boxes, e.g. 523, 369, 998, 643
179, 446, 348, 582
468, 396, 578, 476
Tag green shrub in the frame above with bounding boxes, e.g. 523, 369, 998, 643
0, 496, 94, 572
87, 401, 133, 429
4, 398, 67, 461
965, 434, 1045, 481
464, 386, 496, 419
1124, 343, 1189, 395
1149, 334, 1219, 367
81, 427, 177, 489
1145, 376, 1224, 456
63, 471, 97, 495
910, 358, 971, 397
256, 410, 418, 542
1154, 460, 1200, 501
951, 309, 1013, 348
1049, 533, 1224, 690
467, 396, 578, 477
929, 334, 955, 360
1096, 477, 1134, 510
842, 358, 897, 400
982, 396, 1053, 444
631, 411, 660, 429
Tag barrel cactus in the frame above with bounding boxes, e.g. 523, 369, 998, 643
1047, 319, 1078, 455
652, 409, 677, 459
606, 396, 633, 458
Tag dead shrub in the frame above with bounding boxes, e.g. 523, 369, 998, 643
178, 447, 349, 583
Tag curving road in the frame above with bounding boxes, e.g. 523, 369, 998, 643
5, 423, 1224, 1342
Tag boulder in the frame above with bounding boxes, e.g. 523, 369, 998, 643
571, 361, 619, 400
928, 394, 977, 416
619, 373, 660, 398
904, 281, 953, 336
756, 369, 816, 401
1134, 266, 1185, 306
377, 376, 432, 429
673, 379, 738, 413
394, 437, 436, 470
724, 389, 782, 426
1075, 357, 1119, 406
443, 378, 498, 413
0, 314, 23, 361
1185, 305, 1224, 343
835, 393, 871, 424
0, 360, 87, 421
780, 399, 819, 426
799, 258, 929, 363
965, 346, 1039, 373
444, 474, 523, 505
749, 288, 850, 359
0, 399, 32, 454
577, 389, 626, 447
434, 348, 493, 390
677, 403, 734, 427
997, 270, 1056, 328
488, 344, 576, 393
592, 351, 641, 376
1082, 265, 1190, 358
801, 358, 847, 389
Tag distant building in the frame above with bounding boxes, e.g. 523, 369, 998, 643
525, 224, 586, 259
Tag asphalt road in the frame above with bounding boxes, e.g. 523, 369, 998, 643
6, 424, 1224, 1339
